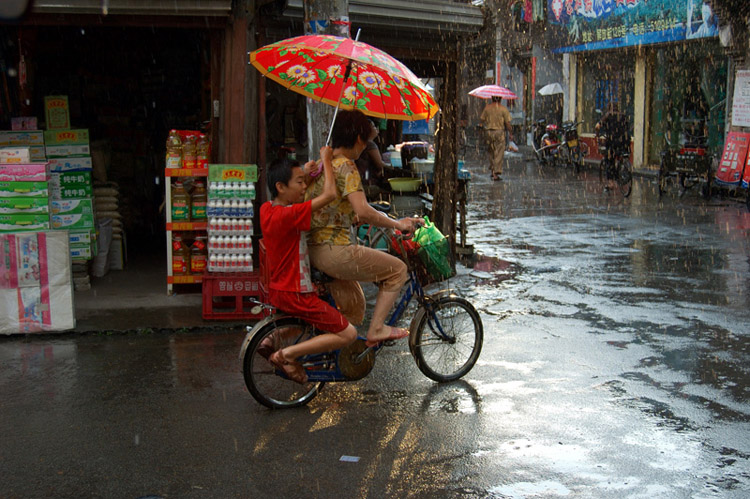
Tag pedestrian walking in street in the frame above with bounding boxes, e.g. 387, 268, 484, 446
480, 96, 513, 180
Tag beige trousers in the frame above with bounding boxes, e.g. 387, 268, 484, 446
486, 129, 506, 175
309, 244, 407, 326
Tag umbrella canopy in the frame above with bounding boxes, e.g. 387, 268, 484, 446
538, 82, 564, 96
468, 84, 517, 100
249, 34, 439, 121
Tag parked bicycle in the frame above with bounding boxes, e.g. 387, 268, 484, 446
557, 120, 589, 172
597, 134, 633, 197
239, 229, 484, 409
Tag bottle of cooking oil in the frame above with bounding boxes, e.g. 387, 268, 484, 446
171, 180, 191, 221
196, 134, 210, 168
166, 130, 182, 168
190, 236, 208, 274
182, 135, 197, 169
190, 180, 207, 220
172, 234, 190, 275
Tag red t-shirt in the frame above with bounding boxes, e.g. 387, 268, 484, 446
260, 200, 314, 293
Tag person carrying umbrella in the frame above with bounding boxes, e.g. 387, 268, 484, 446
480, 96, 513, 180
305, 110, 422, 347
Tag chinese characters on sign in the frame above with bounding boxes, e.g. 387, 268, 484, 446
547, 0, 719, 53
731, 71, 750, 128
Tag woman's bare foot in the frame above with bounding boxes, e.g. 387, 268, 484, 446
365, 325, 410, 347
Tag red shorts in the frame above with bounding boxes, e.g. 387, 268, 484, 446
268, 289, 349, 334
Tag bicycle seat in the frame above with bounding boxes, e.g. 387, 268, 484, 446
311, 268, 336, 283
369, 200, 391, 213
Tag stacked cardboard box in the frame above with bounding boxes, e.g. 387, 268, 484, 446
0, 230, 75, 334
44, 118, 97, 290
0, 162, 50, 233
0, 130, 47, 164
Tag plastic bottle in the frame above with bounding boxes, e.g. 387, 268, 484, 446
190, 236, 208, 274
166, 130, 182, 168
209, 254, 218, 272
172, 235, 190, 275
191, 180, 207, 220
171, 181, 191, 221
182, 135, 197, 169
196, 134, 210, 168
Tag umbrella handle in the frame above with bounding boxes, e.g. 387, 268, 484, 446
325, 29, 361, 146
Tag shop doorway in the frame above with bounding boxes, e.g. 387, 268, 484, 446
647, 41, 728, 164
23, 26, 212, 260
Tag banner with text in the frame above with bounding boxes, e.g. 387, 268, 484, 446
547, 0, 719, 53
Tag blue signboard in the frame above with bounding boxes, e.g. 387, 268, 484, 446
546, 0, 719, 53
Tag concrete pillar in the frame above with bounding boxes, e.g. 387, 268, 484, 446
633, 50, 647, 168
565, 53, 577, 122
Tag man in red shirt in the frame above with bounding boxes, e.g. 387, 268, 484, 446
259, 146, 357, 384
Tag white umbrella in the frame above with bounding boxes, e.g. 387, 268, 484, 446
538, 83, 564, 96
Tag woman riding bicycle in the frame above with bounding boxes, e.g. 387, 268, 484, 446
305, 110, 422, 347
595, 102, 630, 191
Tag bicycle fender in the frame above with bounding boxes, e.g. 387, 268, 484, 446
238, 313, 291, 368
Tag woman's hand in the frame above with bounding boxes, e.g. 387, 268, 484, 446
320, 145, 333, 164
397, 217, 424, 235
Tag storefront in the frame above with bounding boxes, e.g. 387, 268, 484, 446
548, 0, 729, 168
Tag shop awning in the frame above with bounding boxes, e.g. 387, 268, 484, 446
283, 0, 483, 37
31, 0, 232, 16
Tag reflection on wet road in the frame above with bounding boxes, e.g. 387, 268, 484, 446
462, 161, 750, 496
1, 159, 749, 497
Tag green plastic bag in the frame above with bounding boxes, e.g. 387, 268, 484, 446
413, 217, 453, 281
413, 216, 445, 246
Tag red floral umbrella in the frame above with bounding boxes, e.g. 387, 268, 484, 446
468, 84, 518, 100
249, 34, 439, 121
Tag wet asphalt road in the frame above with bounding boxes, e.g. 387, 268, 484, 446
2, 157, 750, 498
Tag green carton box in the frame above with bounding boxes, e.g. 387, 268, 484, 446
0, 197, 49, 214
43, 129, 90, 146
208, 164, 257, 183
50, 171, 92, 199
51, 199, 93, 216
0, 213, 50, 231
0, 181, 49, 198
51, 212, 95, 230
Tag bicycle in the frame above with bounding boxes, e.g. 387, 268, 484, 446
597, 135, 633, 197
557, 121, 589, 173
239, 230, 484, 409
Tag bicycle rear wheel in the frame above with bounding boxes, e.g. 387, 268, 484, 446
242, 317, 325, 409
617, 157, 633, 197
410, 296, 483, 382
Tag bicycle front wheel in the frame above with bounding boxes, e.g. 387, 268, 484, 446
242, 317, 325, 409
410, 296, 483, 382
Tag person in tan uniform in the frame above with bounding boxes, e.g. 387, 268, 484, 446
480, 96, 513, 180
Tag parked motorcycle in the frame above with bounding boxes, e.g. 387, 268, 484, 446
531, 119, 561, 166
557, 120, 589, 172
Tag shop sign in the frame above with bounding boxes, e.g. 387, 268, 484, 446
731, 70, 750, 128
547, 0, 719, 53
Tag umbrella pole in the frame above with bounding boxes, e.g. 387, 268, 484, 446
325, 29, 361, 146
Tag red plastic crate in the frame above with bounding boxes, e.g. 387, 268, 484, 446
202, 271, 268, 320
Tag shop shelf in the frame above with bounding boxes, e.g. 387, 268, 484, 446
168, 275, 203, 284
165, 168, 208, 177
166, 221, 208, 231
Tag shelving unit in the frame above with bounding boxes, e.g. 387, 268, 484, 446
165, 167, 208, 294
